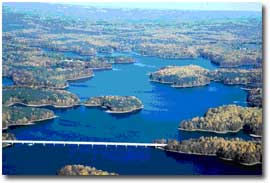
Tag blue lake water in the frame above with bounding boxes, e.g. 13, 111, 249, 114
2, 77, 14, 86
3, 54, 261, 175
3, 144, 261, 175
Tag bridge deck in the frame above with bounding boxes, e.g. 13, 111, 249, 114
2, 140, 167, 147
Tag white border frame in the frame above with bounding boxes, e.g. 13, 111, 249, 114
0, 0, 268, 182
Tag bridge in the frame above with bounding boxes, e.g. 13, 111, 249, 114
2, 140, 167, 148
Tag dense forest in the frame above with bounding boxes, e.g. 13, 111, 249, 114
160, 137, 262, 165
199, 45, 261, 68
149, 65, 211, 87
211, 68, 262, 87
3, 4, 262, 92
57, 165, 118, 176
3, 106, 55, 130
179, 105, 262, 136
3, 87, 80, 107
150, 65, 262, 88
247, 88, 263, 107
3, 34, 136, 89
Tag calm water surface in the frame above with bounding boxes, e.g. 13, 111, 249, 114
3, 54, 260, 175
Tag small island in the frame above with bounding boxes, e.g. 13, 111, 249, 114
156, 137, 262, 166
3, 106, 56, 130
149, 65, 211, 88
179, 105, 262, 136
84, 96, 143, 113
57, 165, 118, 176
247, 88, 262, 107
3, 87, 80, 108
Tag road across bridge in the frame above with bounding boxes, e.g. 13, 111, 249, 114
2, 140, 167, 148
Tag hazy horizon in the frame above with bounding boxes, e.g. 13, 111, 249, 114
51, 2, 261, 12
3, 2, 262, 12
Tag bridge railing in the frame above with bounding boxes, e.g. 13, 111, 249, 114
2, 140, 167, 147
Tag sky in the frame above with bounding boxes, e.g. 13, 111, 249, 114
55, 2, 262, 11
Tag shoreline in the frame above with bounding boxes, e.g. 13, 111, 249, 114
84, 104, 143, 114
157, 147, 261, 166
250, 134, 262, 138
83, 104, 101, 107
156, 147, 216, 157
66, 74, 94, 82
105, 106, 143, 114
149, 79, 210, 88
178, 127, 242, 134
179, 127, 262, 137
3, 115, 58, 130
4, 84, 69, 90
91, 67, 112, 71
113, 61, 135, 65
172, 82, 210, 88
6, 102, 80, 109
218, 157, 262, 166
5, 73, 93, 90
2, 143, 13, 148
139, 53, 196, 60
149, 79, 174, 85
